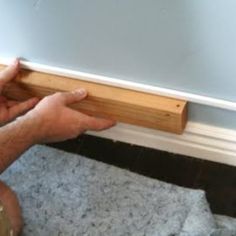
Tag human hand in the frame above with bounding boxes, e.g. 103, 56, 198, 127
26, 88, 116, 143
0, 59, 39, 126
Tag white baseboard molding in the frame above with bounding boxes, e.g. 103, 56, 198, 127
88, 121, 236, 167
1, 58, 236, 111
1, 58, 236, 166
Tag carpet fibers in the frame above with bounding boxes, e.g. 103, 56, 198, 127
1, 145, 236, 236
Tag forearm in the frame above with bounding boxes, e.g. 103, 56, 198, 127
0, 115, 39, 174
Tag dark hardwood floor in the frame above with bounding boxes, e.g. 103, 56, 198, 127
47, 134, 236, 218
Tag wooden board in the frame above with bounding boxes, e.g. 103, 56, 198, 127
0, 65, 187, 134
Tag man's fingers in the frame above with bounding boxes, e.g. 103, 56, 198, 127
84, 116, 116, 131
0, 59, 19, 86
6, 100, 19, 108
0, 96, 7, 103
8, 97, 39, 120
60, 88, 88, 105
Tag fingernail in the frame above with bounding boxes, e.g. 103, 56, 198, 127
75, 88, 87, 96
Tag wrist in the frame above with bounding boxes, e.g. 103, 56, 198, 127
16, 112, 44, 145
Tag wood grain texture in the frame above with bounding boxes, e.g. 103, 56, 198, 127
0, 65, 188, 134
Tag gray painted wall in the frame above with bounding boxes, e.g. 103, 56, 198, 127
0, 0, 236, 129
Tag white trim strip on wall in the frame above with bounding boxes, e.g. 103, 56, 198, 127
1, 58, 236, 165
88, 121, 236, 167
1, 58, 236, 111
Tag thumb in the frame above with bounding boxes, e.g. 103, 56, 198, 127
61, 88, 88, 105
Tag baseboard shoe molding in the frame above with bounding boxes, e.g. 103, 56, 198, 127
87, 121, 236, 166
1, 58, 236, 111
1, 58, 236, 165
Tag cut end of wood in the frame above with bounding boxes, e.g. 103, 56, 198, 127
0, 64, 188, 134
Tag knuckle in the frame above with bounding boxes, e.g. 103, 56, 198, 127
54, 92, 69, 103
44, 93, 60, 102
